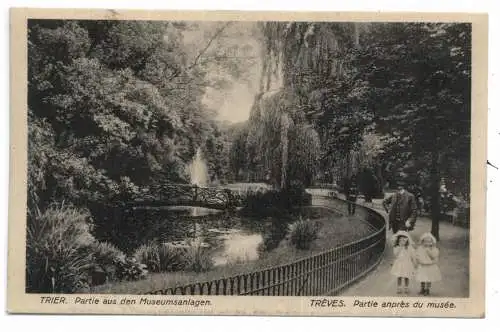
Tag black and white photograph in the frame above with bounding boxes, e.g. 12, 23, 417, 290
7, 9, 487, 317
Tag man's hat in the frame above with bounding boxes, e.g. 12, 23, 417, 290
395, 172, 408, 187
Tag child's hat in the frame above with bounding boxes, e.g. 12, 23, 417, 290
391, 230, 414, 246
419, 232, 437, 244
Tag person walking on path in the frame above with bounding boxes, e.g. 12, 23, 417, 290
415, 232, 442, 296
383, 180, 418, 234
390, 230, 416, 294
345, 175, 358, 215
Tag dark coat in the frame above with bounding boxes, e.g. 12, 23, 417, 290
347, 184, 358, 199
383, 190, 418, 232
344, 177, 358, 199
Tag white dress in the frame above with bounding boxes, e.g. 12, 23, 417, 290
415, 247, 442, 282
390, 246, 415, 278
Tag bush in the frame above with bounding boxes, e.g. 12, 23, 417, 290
258, 218, 290, 254
89, 241, 126, 284
133, 240, 213, 273
283, 181, 312, 207
26, 203, 95, 293
158, 244, 188, 271
133, 242, 160, 272
133, 242, 186, 273
288, 217, 321, 250
114, 257, 148, 281
182, 239, 214, 272
240, 190, 282, 217
240, 182, 311, 218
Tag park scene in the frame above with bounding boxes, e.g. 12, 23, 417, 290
26, 20, 470, 297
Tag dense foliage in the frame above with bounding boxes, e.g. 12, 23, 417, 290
26, 203, 95, 293
232, 22, 471, 239
351, 23, 471, 238
27, 19, 471, 292
28, 20, 246, 212
230, 23, 362, 189
26, 20, 258, 292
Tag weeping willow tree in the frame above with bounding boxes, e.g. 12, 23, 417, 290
257, 22, 362, 90
244, 89, 318, 189
239, 22, 368, 189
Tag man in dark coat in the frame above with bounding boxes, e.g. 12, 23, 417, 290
383, 181, 418, 233
345, 175, 358, 215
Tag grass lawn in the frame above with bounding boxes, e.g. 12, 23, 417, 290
90, 207, 374, 294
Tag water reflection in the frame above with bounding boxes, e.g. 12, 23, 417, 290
211, 232, 264, 266
154, 205, 221, 216
127, 205, 289, 267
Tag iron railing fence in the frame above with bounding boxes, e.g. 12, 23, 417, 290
144, 195, 386, 296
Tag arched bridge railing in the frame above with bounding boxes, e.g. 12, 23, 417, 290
144, 194, 386, 296
129, 183, 241, 210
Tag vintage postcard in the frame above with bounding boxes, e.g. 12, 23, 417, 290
8, 8, 487, 317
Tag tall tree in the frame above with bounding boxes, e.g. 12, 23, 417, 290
27, 19, 258, 214
237, 22, 365, 188
352, 23, 471, 239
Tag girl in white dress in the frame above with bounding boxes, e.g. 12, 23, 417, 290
415, 232, 442, 296
390, 231, 416, 294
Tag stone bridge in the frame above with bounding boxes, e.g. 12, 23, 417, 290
128, 183, 241, 210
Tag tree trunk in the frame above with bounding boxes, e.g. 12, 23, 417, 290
280, 114, 290, 190
345, 150, 352, 181
260, 55, 268, 93
354, 23, 360, 48
430, 149, 441, 241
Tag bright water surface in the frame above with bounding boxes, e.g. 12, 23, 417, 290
133, 205, 269, 266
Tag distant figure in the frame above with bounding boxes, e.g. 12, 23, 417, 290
383, 180, 418, 233
415, 232, 442, 296
390, 230, 416, 294
345, 176, 358, 215
359, 167, 379, 204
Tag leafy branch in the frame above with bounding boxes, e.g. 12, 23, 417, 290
166, 22, 233, 81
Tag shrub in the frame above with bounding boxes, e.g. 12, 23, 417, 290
258, 218, 290, 253
239, 181, 312, 218
288, 217, 321, 250
26, 203, 95, 293
158, 244, 187, 271
89, 241, 126, 284
133, 242, 187, 273
87, 241, 148, 285
133, 242, 160, 272
240, 190, 291, 218
114, 257, 148, 281
182, 239, 214, 272
283, 180, 312, 208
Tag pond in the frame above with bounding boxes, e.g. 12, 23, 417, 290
123, 205, 324, 267
165, 206, 267, 266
